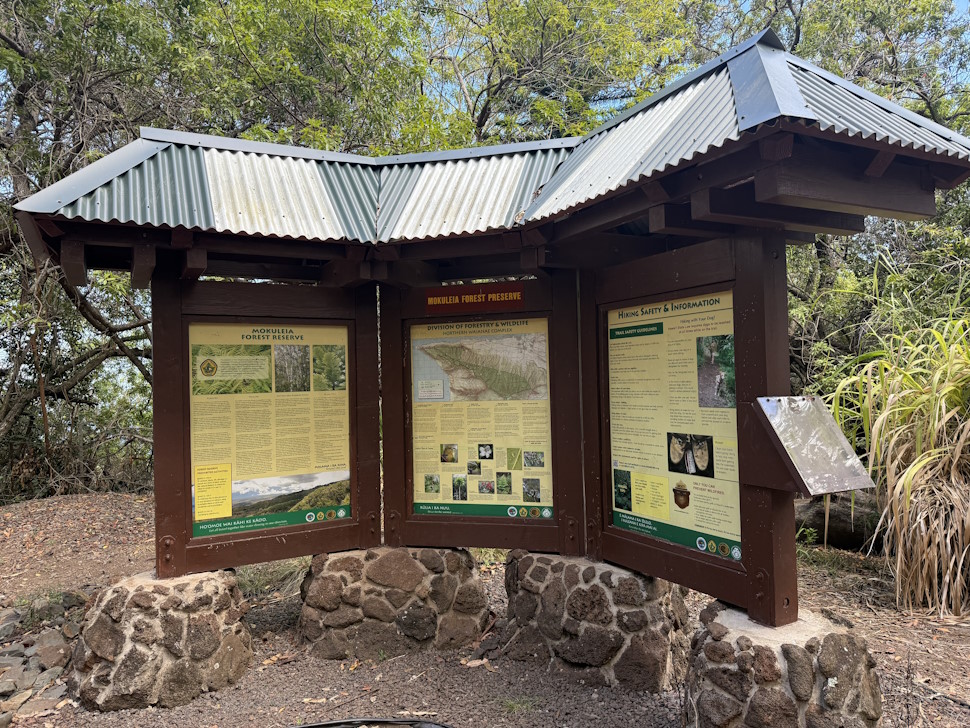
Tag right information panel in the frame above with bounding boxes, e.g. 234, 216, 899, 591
607, 291, 741, 561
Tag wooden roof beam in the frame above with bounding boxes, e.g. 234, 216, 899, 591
59, 240, 88, 286
181, 248, 207, 280
755, 152, 937, 220
691, 185, 866, 236
131, 245, 155, 289
648, 204, 734, 237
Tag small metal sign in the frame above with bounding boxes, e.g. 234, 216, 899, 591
756, 396, 874, 496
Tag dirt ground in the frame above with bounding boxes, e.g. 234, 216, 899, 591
1, 493, 968, 727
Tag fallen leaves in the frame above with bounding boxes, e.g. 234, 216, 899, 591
460, 657, 498, 672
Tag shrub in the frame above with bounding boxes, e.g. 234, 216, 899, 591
833, 318, 970, 616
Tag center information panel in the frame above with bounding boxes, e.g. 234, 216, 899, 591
410, 318, 554, 520
606, 291, 741, 561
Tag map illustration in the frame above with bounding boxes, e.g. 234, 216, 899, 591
413, 333, 548, 401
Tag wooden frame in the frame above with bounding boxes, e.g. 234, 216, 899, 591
151, 276, 381, 577
380, 272, 586, 555
586, 237, 797, 626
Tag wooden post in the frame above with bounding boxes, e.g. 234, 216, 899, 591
549, 270, 584, 555
378, 284, 407, 547
151, 273, 188, 577
734, 235, 798, 626
355, 283, 383, 548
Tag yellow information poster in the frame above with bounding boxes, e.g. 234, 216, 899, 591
607, 291, 741, 561
188, 323, 352, 537
410, 318, 554, 520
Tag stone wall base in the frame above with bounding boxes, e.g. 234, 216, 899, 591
298, 547, 489, 660
494, 551, 690, 691
69, 571, 252, 711
687, 601, 883, 728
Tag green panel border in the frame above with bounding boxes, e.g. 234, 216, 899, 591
612, 511, 741, 561
193, 505, 352, 537
414, 502, 553, 519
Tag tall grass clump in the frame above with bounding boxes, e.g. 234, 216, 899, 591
833, 318, 970, 616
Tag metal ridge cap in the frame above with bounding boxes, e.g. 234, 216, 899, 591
728, 42, 815, 132
140, 127, 378, 164
141, 127, 581, 167
573, 28, 785, 146
374, 137, 581, 166
785, 57, 970, 153
14, 139, 171, 213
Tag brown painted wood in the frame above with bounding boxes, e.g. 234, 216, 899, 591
35, 218, 65, 238
649, 204, 734, 237
759, 133, 795, 162
544, 234, 662, 269
733, 235, 798, 626
204, 260, 322, 282
593, 241, 754, 611
593, 238, 736, 302
691, 185, 866, 235
437, 257, 521, 281
171, 229, 193, 249
181, 248, 207, 279
319, 260, 365, 287
180, 280, 356, 318
551, 191, 655, 244
131, 245, 156, 289
378, 285, 407, 548
354, 284, 383, 548
390, 280, 569, 553
197, 234, 348, 262
549, 270, 585, 555
59, 240, 88, 286
151, 278, 377, 576
520, 246, 546, 272
864, 150, 896, 178
602, 531, 747, 606
578, 270, 603, 560
384, 261, 440, 287
151, 273, 188, 577
14, 212, 51, 264
755, 153, 937, 220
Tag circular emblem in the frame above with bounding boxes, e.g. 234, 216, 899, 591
507, 506, 518, 517
731, 545, 742, 560
326, 509, 337, 520
707, 539, 717, 553
529, 507, 540, 518
200, 358, 218, 377
541, 507, 552, 518
696, 537, 707, 551
718, 542, 730, 556
317, 512, 326, 521
337, 508, 347, 518
305, 512, 316, 523
518, 506, 528, 518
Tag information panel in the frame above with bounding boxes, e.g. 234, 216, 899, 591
607, 291, 741, 561
410, 318, 554, 519
188, 323, 352, 537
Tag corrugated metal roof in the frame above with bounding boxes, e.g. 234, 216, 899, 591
525, 69, 739, 221
790, 62, 970, 160
59, 144, 214, 230
378, 147, 571, 241
205, 149, 345, 241
17, 29, 970, 247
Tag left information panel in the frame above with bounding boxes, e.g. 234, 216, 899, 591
189, 323, 352, 537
